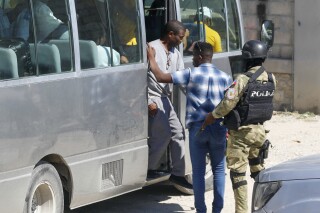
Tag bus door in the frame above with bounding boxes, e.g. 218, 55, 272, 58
143, 0, 245, 173
143, 0, 179, 173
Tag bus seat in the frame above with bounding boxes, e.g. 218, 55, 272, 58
0, 47, 19, 79
79, 40, 99, 69
30, 43, 62, 74
48, 39, 99, 70
47, 39, 72, 71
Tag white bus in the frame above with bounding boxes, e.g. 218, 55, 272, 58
0, 0, 273, 212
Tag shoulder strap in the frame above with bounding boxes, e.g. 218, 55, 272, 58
267, 73, 274, 83
247, 66, 265, 83
246, 66, 274, 84
239, 66, 265, 105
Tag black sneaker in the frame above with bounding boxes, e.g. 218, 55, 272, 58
169, 174, 193, 189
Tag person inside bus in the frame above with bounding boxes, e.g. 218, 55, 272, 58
147, 20, 192, 189
190, 6, 222, 53
109, 0, 139, 64
8, 0, 69, 42
147, 41, 232, 213
84, 22, 120, 67
0, 2, 11, 38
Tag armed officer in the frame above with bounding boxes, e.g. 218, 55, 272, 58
201, 40, 276, 213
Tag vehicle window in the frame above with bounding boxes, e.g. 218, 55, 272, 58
180, 0, 227, 55
109, 0, 142, 64
75, 0, 141, 69
227, 0, 241, 51
180, 0, 202, 56
0, 0, 72, 81
35, 0, 72, 73
0, 0, 35, 80
76, 0, 118, 69
202, 0, 227, 52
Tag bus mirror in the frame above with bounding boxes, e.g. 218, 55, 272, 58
260, 20, 274, 49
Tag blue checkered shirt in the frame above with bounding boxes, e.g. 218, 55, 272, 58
171, 63, 232, 128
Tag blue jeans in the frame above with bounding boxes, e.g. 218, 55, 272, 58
189, 120, 227, 213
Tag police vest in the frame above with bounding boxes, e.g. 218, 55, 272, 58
236, 66, 275, 126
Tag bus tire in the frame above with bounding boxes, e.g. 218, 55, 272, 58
23, 162, 64, 213
173, 156, 213, 195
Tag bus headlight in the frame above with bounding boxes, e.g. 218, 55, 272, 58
252, 181, 282, 211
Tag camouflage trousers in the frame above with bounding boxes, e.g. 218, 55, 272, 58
226, 124, 266, 213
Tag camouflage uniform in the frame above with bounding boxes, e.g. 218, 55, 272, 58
211, 66, 276, 213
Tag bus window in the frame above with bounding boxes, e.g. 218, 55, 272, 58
109, 0, 142, 64
226, 0, 241, 51
0, 0, 36, 79
202, 0, 227, 52
180, 0, 202, 56
180, 0, 227, 55
32, 0, 72, 73
0, 0, 70, 79
75, 0, 120, 69
75, 0, 142, 67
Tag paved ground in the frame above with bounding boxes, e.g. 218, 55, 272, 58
66, 112, 320, 213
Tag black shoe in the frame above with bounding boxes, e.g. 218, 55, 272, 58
169, 174, 193, 189
147, 170, 167, 179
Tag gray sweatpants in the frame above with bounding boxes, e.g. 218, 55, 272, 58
148, 96, 186, 176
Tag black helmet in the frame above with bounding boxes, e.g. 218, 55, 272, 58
242, 40, 268, 59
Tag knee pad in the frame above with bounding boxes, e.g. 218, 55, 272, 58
230, 171, 247, 190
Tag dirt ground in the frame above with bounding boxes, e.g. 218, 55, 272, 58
68, 111, 320, 213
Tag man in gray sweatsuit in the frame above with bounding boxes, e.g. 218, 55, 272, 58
147, 20, 191, 189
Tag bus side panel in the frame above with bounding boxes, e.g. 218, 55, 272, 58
68, 139, 148, 209
0, 64, 148, 211
0, 76, 84, 212
80, 67, 147, 149
0, 167, 32, 213
0, 77, 84, 172
69, 66, 148, 208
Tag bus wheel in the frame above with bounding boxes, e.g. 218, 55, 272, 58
173, 155, 213, 195
23, 162, 64, 213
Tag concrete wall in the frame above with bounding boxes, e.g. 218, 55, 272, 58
240, 0, 294, 111
293, 0, 320, 114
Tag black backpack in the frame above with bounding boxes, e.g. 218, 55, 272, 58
0, 38, 33, 78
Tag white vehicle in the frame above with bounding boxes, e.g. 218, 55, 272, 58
0, 0, 251, 212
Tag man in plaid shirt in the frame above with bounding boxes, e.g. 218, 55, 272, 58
147, 41, 232, 213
